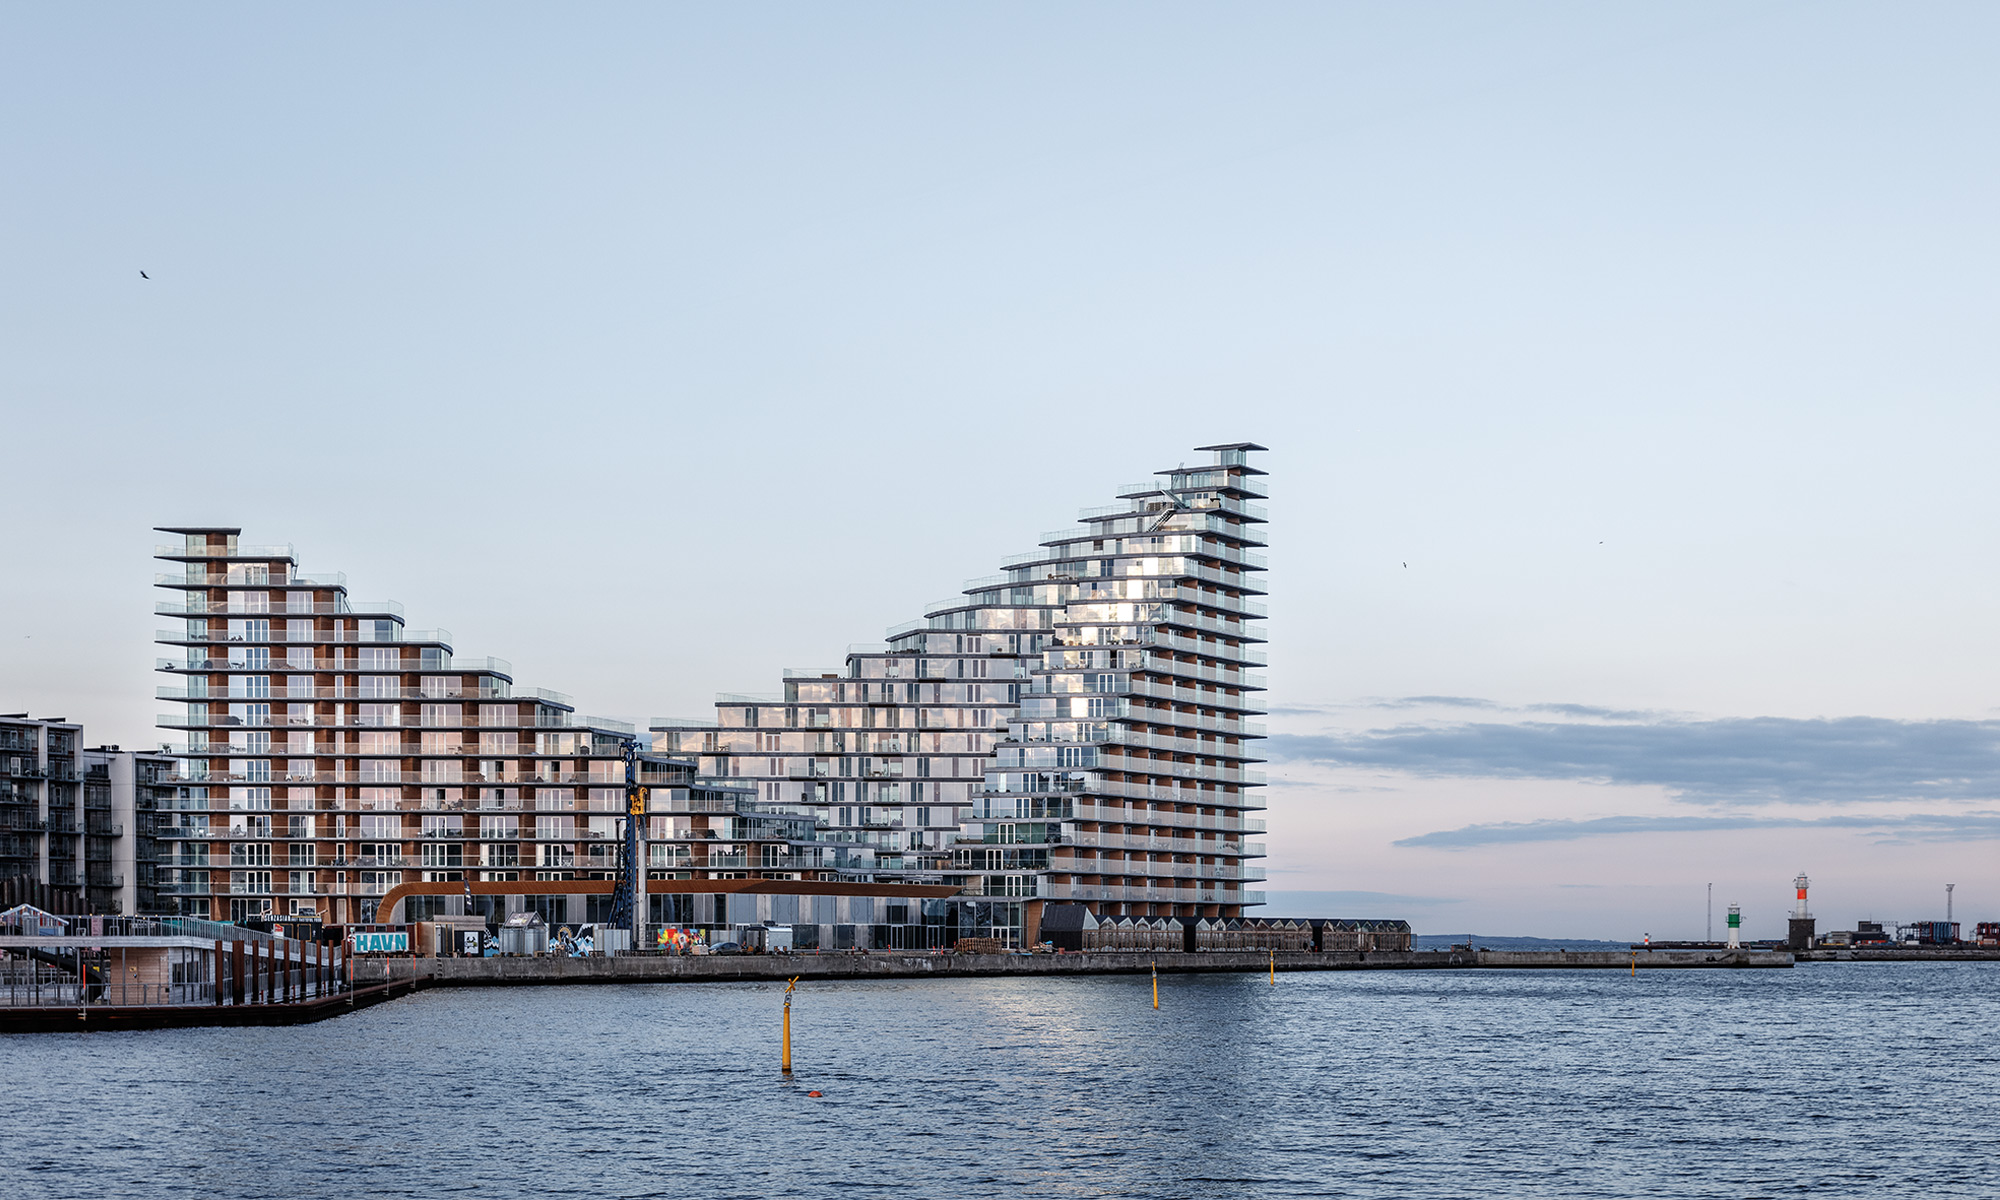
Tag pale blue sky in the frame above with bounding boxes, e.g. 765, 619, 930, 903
5, 6, 1997, 937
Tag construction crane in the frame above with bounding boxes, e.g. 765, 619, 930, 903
607, 741, 646, 951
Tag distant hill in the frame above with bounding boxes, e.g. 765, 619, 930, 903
1415, 934, 1632, 952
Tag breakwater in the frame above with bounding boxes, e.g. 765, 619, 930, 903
353, 946, 1791, 988
1, 947, 1793, 1032
1798, 946, 2000, 963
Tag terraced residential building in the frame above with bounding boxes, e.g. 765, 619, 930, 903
151, 530, 936, 940
154, 529, 682, 926
653, 442, 1269, 946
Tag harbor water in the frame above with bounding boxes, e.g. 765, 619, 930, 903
4, 963, 1995, 1198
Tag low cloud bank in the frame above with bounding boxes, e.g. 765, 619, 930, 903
1394, 810, 2000, 849
1271, 715, 2000, 806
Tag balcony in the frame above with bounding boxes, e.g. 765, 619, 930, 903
153, 542, 297, 560
156, 598, 405, 618
155, 569, 345, 587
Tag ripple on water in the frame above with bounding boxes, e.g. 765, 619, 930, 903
4, 965, 1999, 1198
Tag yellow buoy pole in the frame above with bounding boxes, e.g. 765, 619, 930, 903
1152, 960, 1159, 1010
1269, 946, 1276, 985
782, 976, 798, 1074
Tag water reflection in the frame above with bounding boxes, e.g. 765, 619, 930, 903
6, 965, 1997, 1198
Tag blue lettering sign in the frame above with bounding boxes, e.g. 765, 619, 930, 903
349, 931, 409, 954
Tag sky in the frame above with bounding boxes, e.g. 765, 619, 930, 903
4, 5, 1997, 940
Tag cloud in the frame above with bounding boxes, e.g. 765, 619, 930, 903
1271, 716, 2000, 805
1320, 696, 1662, 720
1395, 811, 2000, 849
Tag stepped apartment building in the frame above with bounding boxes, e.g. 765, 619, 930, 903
152, 531, 936, 938
654, 442, 1268, 946
1, 715, 173, 915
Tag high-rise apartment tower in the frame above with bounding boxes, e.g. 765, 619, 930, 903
655, 442, 1268, 945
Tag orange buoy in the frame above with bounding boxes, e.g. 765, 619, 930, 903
807, 1090, 824, 1098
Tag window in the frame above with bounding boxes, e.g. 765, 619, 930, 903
229, 702, 271, 726
229, 787, 273, 811
359, 647, 399, 670
358, 676, 398, 699
229, 618, 272, 642
481, 705, 517, 727
287, 647, 314, 669
479, 815, 518, 839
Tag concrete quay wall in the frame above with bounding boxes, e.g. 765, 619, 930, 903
1799, 947, 2000, 963
356, 946, 1790, 987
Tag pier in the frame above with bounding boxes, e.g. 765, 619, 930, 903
0, 945, 1797, 1032
354, 946, 1793, 989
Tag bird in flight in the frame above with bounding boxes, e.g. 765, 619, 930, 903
1402, 562, 1407, 568
139, 271, 149, 279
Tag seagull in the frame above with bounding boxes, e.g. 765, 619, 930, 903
140, 271, 149, 279
1402, 562, 1407, 568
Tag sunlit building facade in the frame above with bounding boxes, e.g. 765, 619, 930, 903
654, 442, 1269, 945
154, 529, 681, 925
151, 530, 939, 940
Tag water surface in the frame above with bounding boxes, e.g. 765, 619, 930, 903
5, 964, 1994, 1198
